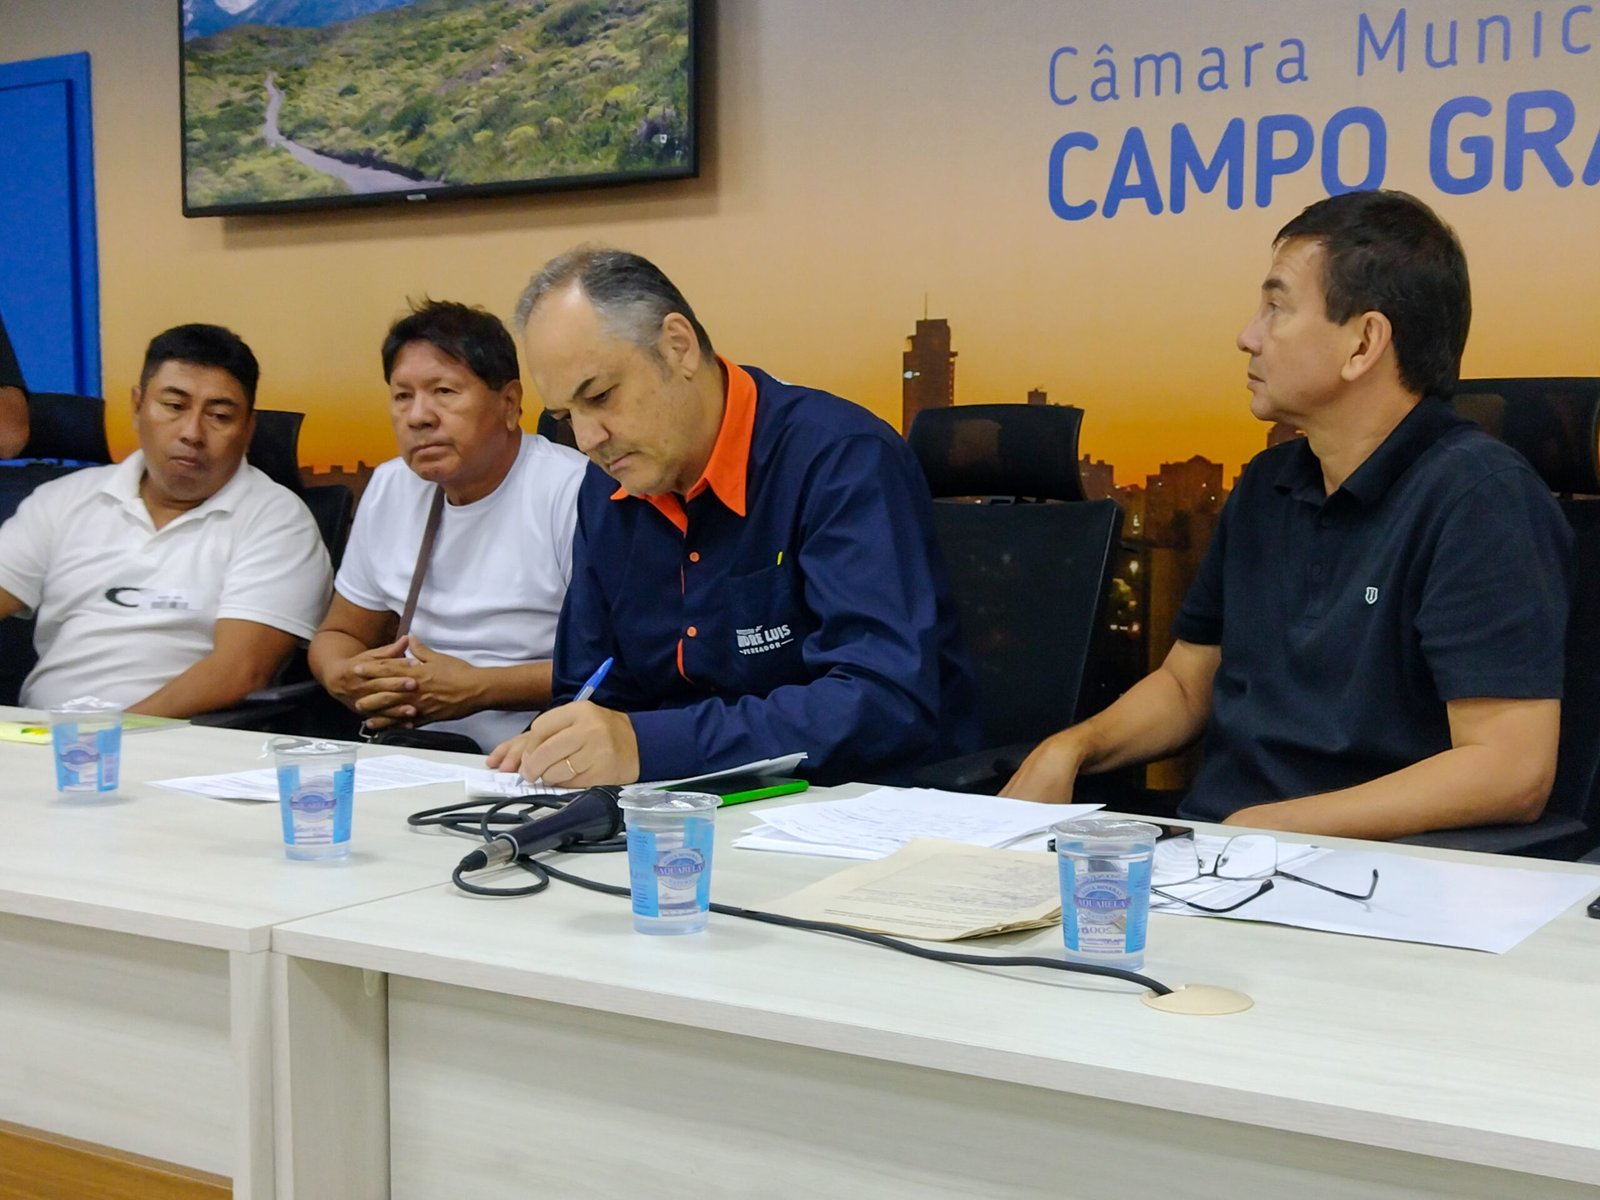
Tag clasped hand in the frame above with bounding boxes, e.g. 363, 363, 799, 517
487, 701, 640, 787
334, 634, 482, 731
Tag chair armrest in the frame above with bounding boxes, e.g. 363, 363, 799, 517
909, 741, 1036, 794
190, 680, 322, 731
1397, 816, 1590, 858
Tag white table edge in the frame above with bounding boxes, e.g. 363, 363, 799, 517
268, 924, 1600, 1188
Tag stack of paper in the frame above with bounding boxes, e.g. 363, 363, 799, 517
465, 753, 808, 798
733, 786, 1100, 860
764, 839, 1063, 940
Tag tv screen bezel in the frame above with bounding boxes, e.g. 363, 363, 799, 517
178, 0, 701, 219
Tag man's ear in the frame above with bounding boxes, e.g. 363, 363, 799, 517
130, 384, 144, 418
1341, 311, 1394, 384
501, 379, 524, 429
658, 312, 702, 377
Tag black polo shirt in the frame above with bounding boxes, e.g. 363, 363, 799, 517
1175, 396, 1573, 823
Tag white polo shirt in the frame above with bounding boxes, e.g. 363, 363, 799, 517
0, 452, 332, 708
334, 432, 587, 751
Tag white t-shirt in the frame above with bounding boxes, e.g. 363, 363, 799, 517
0, 452, 333, 708
334, 432, 587, 750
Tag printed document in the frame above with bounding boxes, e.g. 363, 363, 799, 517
734, 786, 1101, 860
152, 753, 477, 802
465, 752, 809, 798
1151, 834, 1596, 953
764, 838, 1062, 940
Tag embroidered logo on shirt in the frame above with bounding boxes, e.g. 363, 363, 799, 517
736, 623, 793, 655
104, 587, 195, 611
1364, 586, 1379, 605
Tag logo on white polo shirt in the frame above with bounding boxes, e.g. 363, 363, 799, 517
736, 623, 793, 655
1364, 586, 1379, 605
104, 587, 196, 611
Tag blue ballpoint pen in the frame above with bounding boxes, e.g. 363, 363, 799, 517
574, 656, 614, 703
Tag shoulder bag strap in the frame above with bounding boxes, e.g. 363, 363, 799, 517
396, 486, 445, 639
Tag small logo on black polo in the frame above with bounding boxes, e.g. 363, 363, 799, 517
1364, 586, 1379, 605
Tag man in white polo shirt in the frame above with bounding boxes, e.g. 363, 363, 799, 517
308, 300, 586, 752
0, 324, 332, 714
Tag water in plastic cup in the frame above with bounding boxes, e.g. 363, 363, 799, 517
271, 738, 357, 860
48, 698, 124, 793
1052, 816, 1161, 971
617, 789, 719, 935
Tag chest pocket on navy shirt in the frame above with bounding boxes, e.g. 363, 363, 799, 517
715, 562, 806, 693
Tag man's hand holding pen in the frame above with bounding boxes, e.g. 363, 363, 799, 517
485, 657, 634, 786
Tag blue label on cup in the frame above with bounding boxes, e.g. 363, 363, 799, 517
52, 721, 121, 792
278, 763, 355, 846
1059, 854, 1151, 957
627, 828, 661, 917
626, 817, 715, 920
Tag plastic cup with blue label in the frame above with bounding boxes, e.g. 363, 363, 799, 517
271, 738, 358, 860
48, 697, 124, 793
617, 789, 719, 935
1052, 816, 1161, 971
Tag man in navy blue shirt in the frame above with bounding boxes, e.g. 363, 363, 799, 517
1006, 191, 1572, 840
487, 247, 979, 786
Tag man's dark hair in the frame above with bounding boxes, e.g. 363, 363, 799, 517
1276, 190, 1471, 397
513, 245, 715, 359
139, 324, 260, 408
381, 299, 521, 390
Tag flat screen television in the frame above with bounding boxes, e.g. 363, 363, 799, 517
179, 0, 698, 217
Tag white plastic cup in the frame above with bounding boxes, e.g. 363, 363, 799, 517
617, 789, 719, 935
271, 738, 357, 860
1052, 816, 1161, 971
48, 698, 124, 793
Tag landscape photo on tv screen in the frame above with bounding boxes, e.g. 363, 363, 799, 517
180, 0, 697, 216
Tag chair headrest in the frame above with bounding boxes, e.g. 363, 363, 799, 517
21, 392, 112, 464
1450, 379, 1600, 495
908, 404, 1087, 501
248, 409, 307, 493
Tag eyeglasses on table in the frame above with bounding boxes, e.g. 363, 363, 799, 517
1151, 831, 1380, 914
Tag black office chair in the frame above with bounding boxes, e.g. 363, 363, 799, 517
1401, 379, 1600, 858
18, 391, 113, 464
193, 409, 357, 736
248, 409, 355, 569
905, 404, 1124, 793
536, 408, 578, 451
1, 394, 113, 705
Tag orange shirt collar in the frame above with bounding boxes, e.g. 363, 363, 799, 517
611, 356, 756, 528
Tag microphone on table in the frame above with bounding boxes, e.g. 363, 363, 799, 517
456, 786, 624, 872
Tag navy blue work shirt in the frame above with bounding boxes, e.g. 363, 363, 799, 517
552, 361, 981, 785
1175, 395, 1573, 822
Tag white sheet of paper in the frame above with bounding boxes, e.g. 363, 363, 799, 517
1152, 837, 1597, 953
734, 786, 1101, 860
152, 753, 477, 803
464, 752, 809, 799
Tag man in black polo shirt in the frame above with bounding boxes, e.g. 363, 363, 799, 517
1006, 190, 1573, 840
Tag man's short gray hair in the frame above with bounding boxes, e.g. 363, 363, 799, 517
513, 245, 714, 358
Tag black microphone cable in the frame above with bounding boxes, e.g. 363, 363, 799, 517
407, 792, 625, 898
410, 796, 1175, 996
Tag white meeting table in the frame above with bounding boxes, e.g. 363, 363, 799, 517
271, 787, 1600, 1200
3, 708, 1599, 1200
0, 707, 480, 1198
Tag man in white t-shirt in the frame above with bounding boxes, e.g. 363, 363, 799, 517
0, 324, 332, 714
309, 300, 586, 751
